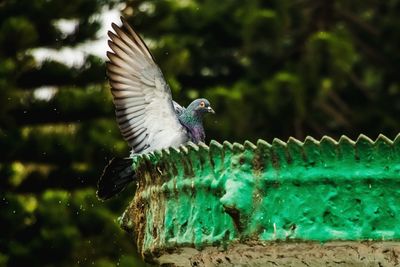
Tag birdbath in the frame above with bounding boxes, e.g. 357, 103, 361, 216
119, 134, 400, 266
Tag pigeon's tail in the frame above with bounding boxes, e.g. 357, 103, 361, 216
97, 157, 135, 200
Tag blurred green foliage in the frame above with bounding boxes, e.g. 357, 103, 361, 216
1, 0, 400, 266
128, 0, 400, 142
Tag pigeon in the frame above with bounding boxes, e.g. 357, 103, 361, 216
96, 17, 215, 200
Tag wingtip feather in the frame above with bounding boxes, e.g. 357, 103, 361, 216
107, 30, 116, 40
120, 16, 128, 24
119, 17, 155, 61
107, 40, 120, 54
111, 22, 120, 31
106, 50, 114, 57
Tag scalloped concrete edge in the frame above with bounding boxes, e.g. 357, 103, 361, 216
120, 134, 400, 265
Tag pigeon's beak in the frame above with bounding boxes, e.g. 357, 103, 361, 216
207, 107, 215, 114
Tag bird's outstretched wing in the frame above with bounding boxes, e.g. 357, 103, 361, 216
107, 18, 187, 153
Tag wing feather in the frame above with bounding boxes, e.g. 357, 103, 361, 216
119, 117, 146, 133
133, 140, 148, 151
112, 91, 144, 99
111, 23, 150, 60
109, 74, 140, 86
125, 126, 146, 141
106, 52, 138, 72
115, 104, 147, 116
114, 98, 147, 109
107, 18, 187, 153
107, 63, 139, 79
110, 81, 141, 91
120, 17, 154, 60
107, 40, 142, 68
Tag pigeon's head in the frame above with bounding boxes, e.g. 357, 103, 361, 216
188, 98, 215, 117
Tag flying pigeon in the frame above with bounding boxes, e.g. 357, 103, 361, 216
97, 17, 215, 200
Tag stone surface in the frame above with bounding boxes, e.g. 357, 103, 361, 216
119, 134, 400, 265
158, 242, 400, 266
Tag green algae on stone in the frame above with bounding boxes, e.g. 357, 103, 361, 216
122, 134, 400, 260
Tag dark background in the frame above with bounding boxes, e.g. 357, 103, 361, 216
1, 0, 400, 266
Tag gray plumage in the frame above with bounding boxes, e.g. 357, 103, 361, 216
97, 17, 214, 200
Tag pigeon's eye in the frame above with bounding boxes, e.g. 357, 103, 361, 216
199, 101, 205, 108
